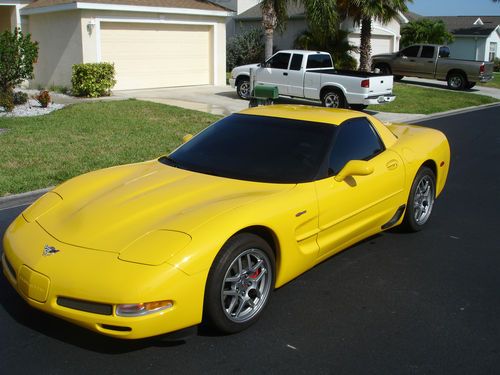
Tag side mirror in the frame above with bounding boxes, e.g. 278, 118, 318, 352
182, 134, 193, 143
334, 160, 374, 182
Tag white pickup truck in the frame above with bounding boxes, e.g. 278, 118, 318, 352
229, 50, 396, 110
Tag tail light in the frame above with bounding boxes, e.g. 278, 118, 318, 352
480, 63, 485, 74
361, 79, 370, 88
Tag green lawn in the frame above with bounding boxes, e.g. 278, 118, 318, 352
368, 82, 498, 114
0, 100, 220, 196
478, 72, 500, 89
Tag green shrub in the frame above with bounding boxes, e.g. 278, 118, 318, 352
494, 58, 500, 72
13, 91, 29, 105
227, 28, 264, 72
34, 90, 51, 108
71, 63, 116, 97
0, 88, 14, 112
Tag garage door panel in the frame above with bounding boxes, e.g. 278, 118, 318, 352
371, 36, 393, 56
101, 22, 212, 90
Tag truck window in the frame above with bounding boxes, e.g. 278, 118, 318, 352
400, 46, 420, 58
420, 46, 435, 58
290, 54, 303, 70
306, 54, 333, 69
268, 53, 291, 69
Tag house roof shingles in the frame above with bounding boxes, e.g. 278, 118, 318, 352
25, 0, 229, 11
404, 13, 500, 37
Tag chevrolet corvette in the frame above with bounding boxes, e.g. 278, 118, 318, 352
2, 105, 450, 339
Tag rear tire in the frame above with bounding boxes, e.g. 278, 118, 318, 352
466, 82, 476, 89
447, 72, 466, 90
204, 233, 275, 334
402, 166, 436, 232
394, 75, 404, 81
321, 89, 347, 108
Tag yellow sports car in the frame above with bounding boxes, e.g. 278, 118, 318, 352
2, 105, 450, 339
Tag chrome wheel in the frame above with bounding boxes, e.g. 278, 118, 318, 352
221, 248, 272, 323
448, 74, 465, 90
413, 175, 435, 225
323, 91, 343, 108
237, 80, 251, 99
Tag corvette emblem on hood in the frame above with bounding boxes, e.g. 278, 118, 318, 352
43, 245, 60, 256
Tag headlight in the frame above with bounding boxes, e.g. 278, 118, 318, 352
118, 230, 191, 266
23, 192, 62, 222
116, 300, 173, 317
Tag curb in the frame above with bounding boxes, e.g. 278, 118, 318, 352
406, 102, 500, 124
0, 187, 53, 211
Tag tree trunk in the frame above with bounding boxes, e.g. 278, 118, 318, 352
262, 2, 277, 59
359, 17, 372, 72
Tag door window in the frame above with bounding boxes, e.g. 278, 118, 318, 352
328, 118, 385, 176
267, 53, 291, 69
400, 45, 420, 58
306, 54, 333, 69
420, 46, 435, 58
290, 54, 303, 71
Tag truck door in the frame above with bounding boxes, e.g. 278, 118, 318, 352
393, 45, 421, 75
413, 45, 436, 78
287, 53, 305, 97
256, 52, 291, 95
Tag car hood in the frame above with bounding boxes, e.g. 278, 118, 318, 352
36, 160, 292, 253
233, 63, 260, 74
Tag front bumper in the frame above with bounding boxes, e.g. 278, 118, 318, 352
362, 94, 396, 105
229, 78, 236, 88
2, 215, 206, 339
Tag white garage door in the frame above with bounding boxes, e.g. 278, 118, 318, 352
371, 36, 393, 56
100, 22, 212, 90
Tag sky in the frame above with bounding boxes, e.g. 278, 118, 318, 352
408, 0, 500, 16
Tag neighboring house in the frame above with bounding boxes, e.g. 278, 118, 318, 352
2, 0, 233, 90
405, 14, 500, 62
225, 2, 408, 64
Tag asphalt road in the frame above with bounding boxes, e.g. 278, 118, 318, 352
1, 105, 499, 374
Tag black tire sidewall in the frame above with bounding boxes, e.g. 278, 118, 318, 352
447, 73, 466, 90
403, 166, 436, 232
322, 90, 346, 108
236, 79, 251, 99
203, 233, 275, 334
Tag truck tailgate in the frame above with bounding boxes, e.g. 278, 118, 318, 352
368, 75, 394, 95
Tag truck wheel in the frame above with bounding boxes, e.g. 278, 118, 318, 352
374, 63, 391, 75
394, 75, 404, 81
236, 78, 251, 100
447, 73, 466, 90
322, 89, 346, 108
466, 82, 476, 89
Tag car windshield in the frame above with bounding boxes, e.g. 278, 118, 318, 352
160, 114, 336, 183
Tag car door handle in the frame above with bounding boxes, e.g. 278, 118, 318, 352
386, 160, 398, 170
283, 72, 288, 76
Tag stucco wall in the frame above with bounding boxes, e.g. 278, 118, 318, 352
28, 10, 83, 88
80, 10, 227, 85
447, 37, 482, 60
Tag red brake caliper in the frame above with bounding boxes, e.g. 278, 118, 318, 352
249, 268, 261, 279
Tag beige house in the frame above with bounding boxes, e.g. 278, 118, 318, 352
1, 0, 232, 90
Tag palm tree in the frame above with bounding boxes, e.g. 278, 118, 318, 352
261, 0, 337, 59
337, 0, 411, 71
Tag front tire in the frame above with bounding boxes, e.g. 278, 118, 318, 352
204, 233, 275, 334
236, 78, 251, 99
402, 166, 436, 232
350, 104, 368, 111
321, 89, 346, 108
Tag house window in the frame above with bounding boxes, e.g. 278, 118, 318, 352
489, 42, 497, 62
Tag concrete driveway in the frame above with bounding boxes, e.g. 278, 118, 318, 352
112, 85, 427, 123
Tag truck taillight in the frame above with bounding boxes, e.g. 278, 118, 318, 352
361, 79, 370, 88
479, 64, 485, 74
